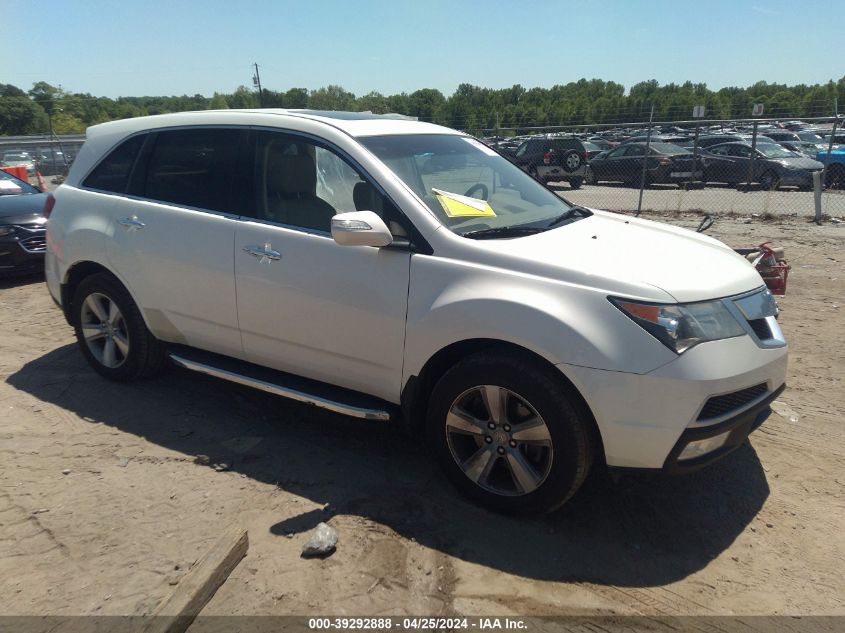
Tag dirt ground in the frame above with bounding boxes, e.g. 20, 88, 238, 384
0, 212, 843, 622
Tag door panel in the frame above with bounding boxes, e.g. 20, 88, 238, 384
234, 222, 410, 402
106, 198, 241, 356
104, 127, 244, 357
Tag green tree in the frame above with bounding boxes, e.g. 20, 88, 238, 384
0, 97, 46, 134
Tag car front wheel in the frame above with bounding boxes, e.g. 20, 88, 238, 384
427, 352, 594, 514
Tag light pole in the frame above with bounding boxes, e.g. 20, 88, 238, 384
46, 107, 68, 177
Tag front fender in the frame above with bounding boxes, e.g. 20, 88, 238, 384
403, 256, 677, 386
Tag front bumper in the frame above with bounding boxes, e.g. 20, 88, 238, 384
778, 170, 817, 186
0, 235, 45, 275
662, 382, 784, 473
558, 334, 788, 469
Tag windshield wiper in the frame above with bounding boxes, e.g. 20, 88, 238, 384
545, 205, 592, 229
461, 225, 547, 240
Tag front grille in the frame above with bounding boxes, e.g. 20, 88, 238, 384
748, 318, 772, 340
19, 235, 46, 252
698, 383, 768, 421
15, 223, 46, 231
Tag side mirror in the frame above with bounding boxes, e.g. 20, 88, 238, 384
331, 211, 393, 247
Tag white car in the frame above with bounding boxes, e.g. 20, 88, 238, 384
44, 110, 787, 514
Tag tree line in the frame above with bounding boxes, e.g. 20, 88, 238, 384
1, 77, 843, 137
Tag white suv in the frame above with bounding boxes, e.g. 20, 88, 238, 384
44, 110, 787, 514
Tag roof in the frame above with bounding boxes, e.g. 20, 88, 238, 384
86, 109, 457, 140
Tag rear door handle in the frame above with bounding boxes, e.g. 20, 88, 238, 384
118, 216, 145, 231
243, 243, 282, 262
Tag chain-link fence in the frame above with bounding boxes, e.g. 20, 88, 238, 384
0, 135, 85, 184
478, 115, 844, 221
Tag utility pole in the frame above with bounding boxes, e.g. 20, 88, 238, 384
252, 62, 264, 108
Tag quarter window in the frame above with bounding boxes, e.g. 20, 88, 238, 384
83, 134, 145, 193
143, 128, 241, 213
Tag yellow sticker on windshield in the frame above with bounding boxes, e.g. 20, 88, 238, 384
432, 188, 496, 218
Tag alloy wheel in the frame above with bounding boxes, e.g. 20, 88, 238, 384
445, 385, 554, 496
80, 292, 130, 368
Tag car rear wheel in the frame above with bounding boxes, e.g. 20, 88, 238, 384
73, 273, 168, 381
427, 352, 594, 515
826, 165, 845, 190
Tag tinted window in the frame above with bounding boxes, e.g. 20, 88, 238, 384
625, 145, 645, 157
144, 128, 241, 212
83, 134, 145, 193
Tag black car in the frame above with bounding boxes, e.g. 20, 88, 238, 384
0, 170, 48, 275
587, 142, 704, 186
508, 135, 588, 187
35, 150, 72, 176
702, 142, 824, 189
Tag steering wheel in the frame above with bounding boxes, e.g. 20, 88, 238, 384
464, 183, 489, 200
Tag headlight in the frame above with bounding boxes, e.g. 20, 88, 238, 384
0, 226, 13, 237
610, 297, 746, 354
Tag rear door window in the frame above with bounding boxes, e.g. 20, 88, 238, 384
142, 128, 243, 213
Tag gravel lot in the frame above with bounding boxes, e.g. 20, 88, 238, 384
560, 182, 845, 217
0, 211, 843, 624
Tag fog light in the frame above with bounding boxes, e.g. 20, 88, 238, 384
677, 431, 731, 461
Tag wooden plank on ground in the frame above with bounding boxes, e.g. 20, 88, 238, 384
141, 524, 249, 633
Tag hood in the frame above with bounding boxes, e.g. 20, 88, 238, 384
0, 192, 48, 222
778, 156, 824, 170
481, 210, 762, 303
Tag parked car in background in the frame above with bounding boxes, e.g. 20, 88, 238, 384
0, 169, 47, 275
620, 134, 689, 146
818, 130, 845, 146
587, 142, 704, 186
35, 151, 72, 176
777, 140, 828, 159
508, 136, 588, 188
695, 134, 775, 149
795, 130, 826, 143
586, 137, 614, 150
45, 109, 788, 514
816, 146, 845, 189
2, 151, 36, 176
703, 142, 824, 189
582, 141, 605, 159
763, 130, 801, 143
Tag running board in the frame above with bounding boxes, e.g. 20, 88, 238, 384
168, 349, 392, 422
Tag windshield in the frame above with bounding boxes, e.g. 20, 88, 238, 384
360, 134, 575, 236
758, 145, 799, 158
0, 170, 39, 195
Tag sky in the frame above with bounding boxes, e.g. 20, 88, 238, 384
2, 0, 842, 99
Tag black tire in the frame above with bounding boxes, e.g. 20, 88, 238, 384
426, 352, 594, 515
826, 165, 845, 190
759, 170, 780, 191
569, 176, 584, 189
72, 272, 168, 381
561, 150, 582, 173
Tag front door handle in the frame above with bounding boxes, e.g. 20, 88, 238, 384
243, 243, 282, 262
118, 216, 145, 231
